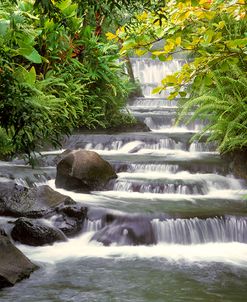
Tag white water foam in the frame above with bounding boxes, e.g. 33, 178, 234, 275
93, 190, 246, 203
46, 179, 108, 206
18, 232, 247, 267
117, 171, 243, 186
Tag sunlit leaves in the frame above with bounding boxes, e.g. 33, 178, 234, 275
106, 32, 117, 40
110, 0, 247, 99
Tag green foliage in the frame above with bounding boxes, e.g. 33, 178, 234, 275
111, 0, 247, 98
109, 0, 247, 154
0, 47, 75, 158
0, 127, 13, 158
177, 66, 247, 153
0, 0, 135, 160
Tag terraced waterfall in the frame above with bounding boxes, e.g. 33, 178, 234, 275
1, 58, 247, 301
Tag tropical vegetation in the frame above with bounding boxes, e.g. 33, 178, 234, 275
0, 0, 147, 160
1, 0, 246, 160
109, 0, 247, 154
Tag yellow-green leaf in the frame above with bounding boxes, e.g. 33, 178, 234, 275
152, 86, 163, 94
152, 50, 165, 56
204, 29, 214, 44
176, 36, 181, 45
218, 21, 225, 29
106, 32, 117, 40
135, 49, 148, 56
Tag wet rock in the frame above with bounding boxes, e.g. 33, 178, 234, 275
11, 217, 67, 246
91, 215, 156, 246
222, 149, 247, 181
0, 234, 38, 288
53, 204, 87, 237
58, 204, 87, 219
0, 227, 7, 236
0, 181, 75, 218
55, 149, 117, 192
52, 214, 81, 237
0, 163, 56, 185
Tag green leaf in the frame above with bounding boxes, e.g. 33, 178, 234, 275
167, 91, 178, 100
204, 29, 214, 44
122, 39, 136, 49
0, 20, 10, 36
152, 86, 163, 94
135, 49, 147, 56
191, 0, 199, 6
17, 47, 42, 64
158, 54, 167, 61
28, 67, 36, 85
55, 0, 72, 11
179, 91, 187, 97
204, 74, 213, 86
227, 38, 247, 48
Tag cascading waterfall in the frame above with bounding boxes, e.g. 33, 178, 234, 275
151, 217, 247, 244
2, 57, 247, 302
130, 58, 184, 98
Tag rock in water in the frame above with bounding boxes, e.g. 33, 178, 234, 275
0, 234, 38, 288
53, 204, 87, 237
55, 149, 117, 192
91, 215, 156, 246
0, 181, 75, 218
11, 217, 67, 246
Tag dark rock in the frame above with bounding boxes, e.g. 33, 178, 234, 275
0, 227, 7, 237
55, 149, 117, 192
57, 204, 87, 219
91, 215, 156, 246
11, 217, 67, 246
222, 149, 247, 181
0, 234, 38, 288
52, 214, 82, 237
0, 181, 75, 218
53, 204, 87, 237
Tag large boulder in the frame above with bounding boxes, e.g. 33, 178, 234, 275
11, 218, 67, 246
91, 215, 156, 246
0, 180, 75, 218
0, 233, 38, 288
55, 150, 117, 192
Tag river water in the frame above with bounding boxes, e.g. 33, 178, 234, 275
1, 58, 247, 301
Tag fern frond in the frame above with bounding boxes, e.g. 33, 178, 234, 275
177, 65, 247, 153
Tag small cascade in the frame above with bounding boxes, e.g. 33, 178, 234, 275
128, 97, 178, 108
128, 163, 180, 173
14, 178, 30, 188
54, 57, 247, 217
82, 137, 186, 153
130, 58, 184, 98
152, 216, 247, 244
113, 180, 207, 195
1, 53, 247, 302
83, 219, 102, 232
189, 141, 216, 152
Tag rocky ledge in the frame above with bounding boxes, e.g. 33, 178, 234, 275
222, 148, 247, 180
0, 230, 38, 288
0, 150, 116, 288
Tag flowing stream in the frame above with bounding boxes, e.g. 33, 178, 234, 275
1, 58, 247, 301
